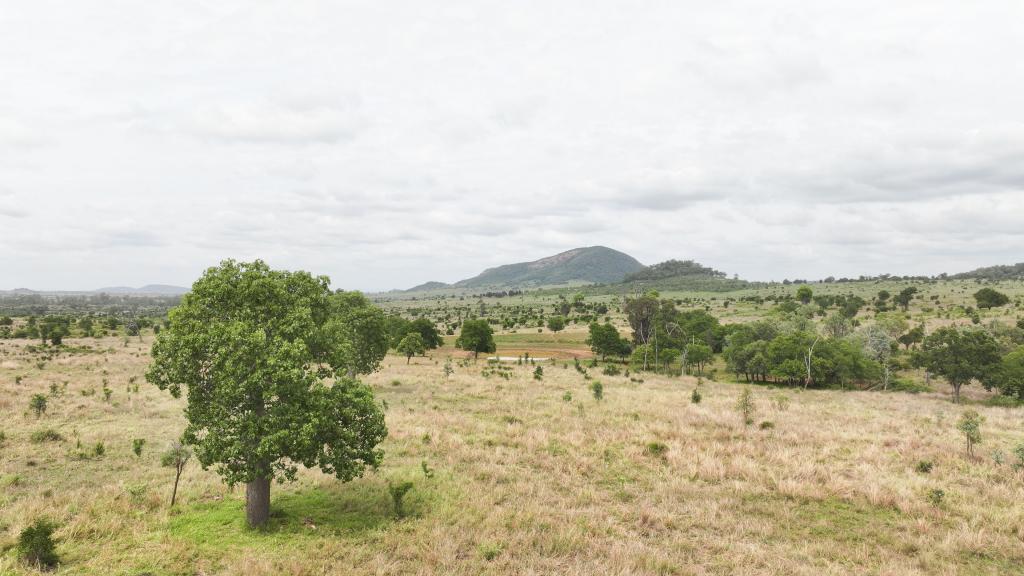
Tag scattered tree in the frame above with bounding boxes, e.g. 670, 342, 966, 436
455, 319, 496, 360
974, 288, 1009, 309
397, 332, 426, 364
146, 260, 388, 527
915, 327, 1002, 403
29, 394, 47, 417
796, 286, 813, 304
546, 315, 566, 335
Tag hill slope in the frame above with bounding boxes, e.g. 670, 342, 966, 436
950, 263, 1024, 281
456, 246, 644, 289
406, 246, 645, 291
94, 284, 189, 295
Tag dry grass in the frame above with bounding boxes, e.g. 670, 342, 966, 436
1, 337, 1023, 575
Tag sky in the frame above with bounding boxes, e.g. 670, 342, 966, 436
2, 1, 1023, 292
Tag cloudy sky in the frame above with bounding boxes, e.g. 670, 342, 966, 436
2, 1, 1023, 291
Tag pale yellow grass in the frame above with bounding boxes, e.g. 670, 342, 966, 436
1, 337, 1023, 575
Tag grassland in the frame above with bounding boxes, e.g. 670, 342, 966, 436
3, 324, 1024, 574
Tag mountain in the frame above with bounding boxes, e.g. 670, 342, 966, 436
405, 246, 645, 291
94, 284, 189, 295
404, 281, 452, 292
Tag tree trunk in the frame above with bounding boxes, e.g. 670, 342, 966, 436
246, 477, 271, 527
170, 467, 182, 506
952, 382, 962, 404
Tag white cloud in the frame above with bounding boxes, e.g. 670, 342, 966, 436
1, 0, 1023, 290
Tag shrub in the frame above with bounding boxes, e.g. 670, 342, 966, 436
93, 441, 105, 457
562, 391, 572, 402
690, 388, 702, 404
773, 394, 790, 411
645, 442, 668, 457
736, 388, 755, 426
533, 366, 543, 381
388, 480, 414, 518
478, 542, 503, 561
132, 438, 145, 458
421, 460, 434, 479
957, 410, 984, 456
759, 421, 775, 430
602, 364, 621, 376
17, 518, 59, 569
29, 394, 47, 417
30, 429, 63, 443
161, 441, 192, 506
1012, 442, 1024, 470
915, 460, 934, 474
590, 381, 603, 401
926, 488, 945, 507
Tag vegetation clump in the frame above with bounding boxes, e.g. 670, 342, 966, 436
17, 518, 59, 570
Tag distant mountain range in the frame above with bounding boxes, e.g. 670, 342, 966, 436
0, 285, 189, 296
93, 284, 189, 295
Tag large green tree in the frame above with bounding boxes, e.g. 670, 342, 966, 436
915, 326, 1002, 403
146, 260, 388, 527
992, 346, 1024, 400
974, 288, 1010, 309
409, 318, 443, 349
587, 321, 627, 361
455, 319, 495, 359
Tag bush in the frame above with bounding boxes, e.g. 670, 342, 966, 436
30, 429, 63, 443
645, 441, 668, 457
93, 441, 105, 457
736, 388, 755, 426
17, 518, 59, 569
533, 366, 543, 381
915, 460, 934, 474
957, 410, 984, 456
690, 388, 702, 404
759, 421, 774, 430
562, 391, 572, 402
388, 481, 414, 518
590, 381, 603, 401
478, 542, 503, 561
132, 438, 145, 457
601, 364, 621, 376
926, 488, 945, 507
29, 394, 47, 417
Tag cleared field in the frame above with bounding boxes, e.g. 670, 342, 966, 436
2, 337, 1024, 574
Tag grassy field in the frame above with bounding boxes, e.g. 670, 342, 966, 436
3, 333, 1024, 575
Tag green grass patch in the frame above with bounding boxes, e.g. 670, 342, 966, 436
167, 482, 395, 551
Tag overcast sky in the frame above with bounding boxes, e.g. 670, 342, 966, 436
2, 1, 1023, 291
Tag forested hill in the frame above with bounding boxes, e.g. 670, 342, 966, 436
615, 259, 751, 292
404, 246, 645, 291
950, 263, 1024, 281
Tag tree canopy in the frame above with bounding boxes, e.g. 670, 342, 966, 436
146, 260, 388, 527
914, 326, 1002, 403
974, 287, 1010, 309
455, 319, 495, 359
